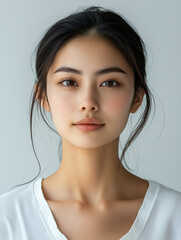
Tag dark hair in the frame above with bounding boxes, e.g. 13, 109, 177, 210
9, 5, 155, 191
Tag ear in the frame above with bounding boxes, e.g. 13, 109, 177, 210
34, 82, 51, 112
130, 88, 145, 114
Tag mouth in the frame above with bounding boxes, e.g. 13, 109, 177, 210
75, 124, 103, 125
73, 124, 105, 131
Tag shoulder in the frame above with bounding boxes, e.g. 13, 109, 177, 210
0, 179, 51, 239
157, 182, 181, 203
151, 180, 181, 220
0, 181, 33, 200
0, 182, 34, 216
140, 181, 181, 239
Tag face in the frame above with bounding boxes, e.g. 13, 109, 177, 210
43, 35, 142, 149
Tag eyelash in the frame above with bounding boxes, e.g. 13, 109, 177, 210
58, 78, 121, 87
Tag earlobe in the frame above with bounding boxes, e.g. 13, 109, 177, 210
130, 88, 145, 114
41, 98, 51, 112
34, 82, 51, 112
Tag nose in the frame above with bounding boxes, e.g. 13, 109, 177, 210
81, 105, 97, 112
79, 90, 99, 113
80, 100, 99, 113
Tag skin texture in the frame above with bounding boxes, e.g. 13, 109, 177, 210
34, 35, 148, 239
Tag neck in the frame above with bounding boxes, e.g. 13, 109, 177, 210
48, 137, 130, 206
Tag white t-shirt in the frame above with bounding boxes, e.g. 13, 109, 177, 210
0, 177, 181, 240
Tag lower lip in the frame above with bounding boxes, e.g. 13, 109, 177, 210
74, 124, 105, 131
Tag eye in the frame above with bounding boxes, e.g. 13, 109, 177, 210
58, 78, 78, 87
58, 79, 120, 87
101, 80, 120, 87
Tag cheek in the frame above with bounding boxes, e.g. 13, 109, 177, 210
52, 96, 74, 113
109, 99, 122, 111
50, 96, 74, 132
106, 97, 130, 114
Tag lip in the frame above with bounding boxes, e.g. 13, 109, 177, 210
73, 117, 105, 125
74, 124, 104, 132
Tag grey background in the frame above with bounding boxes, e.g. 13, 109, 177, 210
0, 0, 181, 194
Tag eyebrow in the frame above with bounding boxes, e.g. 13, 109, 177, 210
53, 66, 127, 75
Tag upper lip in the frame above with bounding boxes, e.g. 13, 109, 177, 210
73, 118, 105, 125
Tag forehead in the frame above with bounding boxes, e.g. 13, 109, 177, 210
49, 35, 133, 76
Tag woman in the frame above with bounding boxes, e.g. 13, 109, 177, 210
0, 6, 181, 240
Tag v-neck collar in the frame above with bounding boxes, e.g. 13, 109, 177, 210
33, 177, 159, 240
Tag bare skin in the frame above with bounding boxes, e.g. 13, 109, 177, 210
35, 35, 148, 239
42, 169, 148, 240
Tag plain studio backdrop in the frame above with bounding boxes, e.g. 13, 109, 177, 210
0, 0, 180, 194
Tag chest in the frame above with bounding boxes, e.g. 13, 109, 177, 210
47, 199, 143, 240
